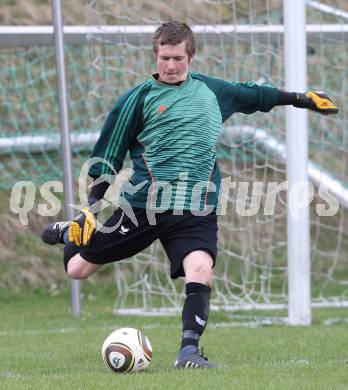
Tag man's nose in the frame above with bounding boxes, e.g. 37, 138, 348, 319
167, 59, 176, 69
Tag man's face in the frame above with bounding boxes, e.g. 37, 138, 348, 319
155, 40, 192, 84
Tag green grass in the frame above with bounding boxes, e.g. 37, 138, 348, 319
1, 291, 348, 389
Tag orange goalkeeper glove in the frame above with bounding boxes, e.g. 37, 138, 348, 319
68, 178, 110, 246
68, 207, 96, 247
293, 91, 339, 115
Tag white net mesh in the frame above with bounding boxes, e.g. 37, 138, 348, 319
82, 0, 348, 315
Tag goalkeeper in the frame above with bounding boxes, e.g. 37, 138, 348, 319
41, 21, 338, 369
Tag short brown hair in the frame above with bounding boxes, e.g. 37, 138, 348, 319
152, 21, 195, 59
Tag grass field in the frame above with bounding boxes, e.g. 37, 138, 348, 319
1, 290, 348, 389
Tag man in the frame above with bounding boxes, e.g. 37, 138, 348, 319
42, 21, 338, 369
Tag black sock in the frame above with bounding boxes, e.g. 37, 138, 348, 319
62, 228, 69, 244
181, 282, 211, 350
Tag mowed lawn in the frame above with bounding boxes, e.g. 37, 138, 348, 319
0, 291, 348, 389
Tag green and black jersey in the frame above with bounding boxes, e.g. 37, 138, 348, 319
88, 72, 279, 211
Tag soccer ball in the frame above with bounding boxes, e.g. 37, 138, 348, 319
101, 327, 152, 373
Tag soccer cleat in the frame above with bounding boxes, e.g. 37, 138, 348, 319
41, 221, 70, 245
174, 346, 218, 369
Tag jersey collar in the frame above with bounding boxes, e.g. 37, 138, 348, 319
151, 73, 191, 87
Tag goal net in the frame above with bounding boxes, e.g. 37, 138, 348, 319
84, 0, 348, 316
1, 0, 347, 319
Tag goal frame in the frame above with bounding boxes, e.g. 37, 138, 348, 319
2, 1, 348, 324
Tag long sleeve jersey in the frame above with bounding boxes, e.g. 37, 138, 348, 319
88, 72, 279, 212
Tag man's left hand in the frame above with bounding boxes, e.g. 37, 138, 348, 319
294, 91, 339, 115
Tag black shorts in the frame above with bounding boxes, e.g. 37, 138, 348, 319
65, 207, 218, 279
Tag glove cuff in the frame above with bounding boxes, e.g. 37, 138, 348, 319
87, 197, 102, 215
293, 93, 313, 109
89, 177, 110, 201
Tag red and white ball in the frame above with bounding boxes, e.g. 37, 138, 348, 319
101, 327, 152, 373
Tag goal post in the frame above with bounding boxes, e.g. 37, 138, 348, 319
284, 0, 311, 324
51, 0, 80, 317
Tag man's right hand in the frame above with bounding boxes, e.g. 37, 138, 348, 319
68, 207, 96, 247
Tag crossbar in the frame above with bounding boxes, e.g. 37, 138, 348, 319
0, 24, 347, 47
